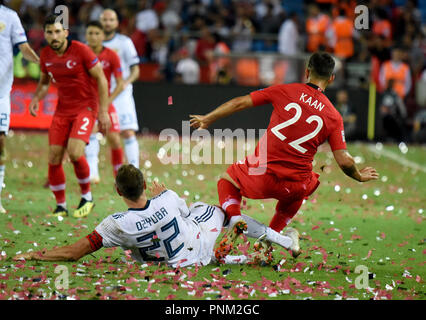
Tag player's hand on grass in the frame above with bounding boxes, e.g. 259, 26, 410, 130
149, 181, 167, 197
189, 114, 212, 130
359, 167, 379, 182
98, 111, 111, 135
13, 251, 35, 261
29, 98, 39, 117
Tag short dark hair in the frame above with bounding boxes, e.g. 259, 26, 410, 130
43, 14, 63, 30
115, 164, 145, 201
86, 20, 104, 31
307, 52, 335, 80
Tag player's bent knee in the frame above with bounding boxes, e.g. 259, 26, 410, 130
121, 129, 135, 139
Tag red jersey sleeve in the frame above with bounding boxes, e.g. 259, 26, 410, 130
328, 116, 347, 151
110, 50, 123, 79
80, 43, 99, 71
250, 85, 283, 107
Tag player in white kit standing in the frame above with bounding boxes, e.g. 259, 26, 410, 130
85, 8, 141, 183
0, 2, 39, 212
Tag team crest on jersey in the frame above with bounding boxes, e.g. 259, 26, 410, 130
101, 60, 110, 68
0, 22, 5, 33
66, 59, 77, 69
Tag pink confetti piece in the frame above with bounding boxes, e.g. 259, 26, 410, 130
416, 275, 422, 283
312, 225, 319, 231
168, 96, 173, 105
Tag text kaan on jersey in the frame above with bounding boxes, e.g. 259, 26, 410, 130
300, 93, 325, 111
135, 207, 169, 231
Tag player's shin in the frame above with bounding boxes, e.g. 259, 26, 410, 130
85, 134, 100, 182
71, 156, 92, 201
111, 148, 123, 176
217, 178, 242, 223
123, 135, 139, 168
48, 163, 66, 207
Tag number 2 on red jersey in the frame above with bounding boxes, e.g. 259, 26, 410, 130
271, 102, 323, 153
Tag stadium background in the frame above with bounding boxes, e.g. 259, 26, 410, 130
7, 0, 426, 143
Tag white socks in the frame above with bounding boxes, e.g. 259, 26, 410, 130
0, 165, 5, 205
266, 227, 293, 249
85, 134, 100, 179
124, 136, 139, 168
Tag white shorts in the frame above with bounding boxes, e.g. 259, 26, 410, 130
0, 95, 11, 134
113, 88, 139, 132
188, 202, 225, 265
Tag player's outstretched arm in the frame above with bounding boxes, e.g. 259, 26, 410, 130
190, 95, 254, 129
13, 237, 96, 262
333, 149, 379, 182
18, 43, 40, 64
29, 72, 51, 117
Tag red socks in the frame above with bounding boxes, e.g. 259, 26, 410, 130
111, 148, 123, 177
48, 163, 66, 205
71, 156, 91, 195
217, 178, 242, 220
269, 199, 304, 232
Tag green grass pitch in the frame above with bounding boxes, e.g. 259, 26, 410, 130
0, 131, 424, 300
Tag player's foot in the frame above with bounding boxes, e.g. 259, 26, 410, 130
214, 217, 247, 263
283, 227, 301, 258
50, 205, 68, 217
0, 204, 6, 214
252, 234, 273, 265
90, 175, 100, 184
73, 198, 94, 218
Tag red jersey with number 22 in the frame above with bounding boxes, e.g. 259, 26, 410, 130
248, 83, 347, 180
40, 40, 99, 117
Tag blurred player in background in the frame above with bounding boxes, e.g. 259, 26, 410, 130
85, 21, 124, 179
84, 8, 140, 184
28, 14, 111, 218
190, 52, 379, 260
0, 2, 39, 213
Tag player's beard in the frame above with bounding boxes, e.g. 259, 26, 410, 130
49, 39, 65, 51
103, 27, 116, 38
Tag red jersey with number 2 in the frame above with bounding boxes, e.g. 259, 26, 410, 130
40, 40, 99, 117
248, 83, 347, 180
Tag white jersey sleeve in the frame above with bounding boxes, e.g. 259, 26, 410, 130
123, 37, 140, 69
165, 189, 190, 218
10, 11, 27, 46
95, 214, 130, 248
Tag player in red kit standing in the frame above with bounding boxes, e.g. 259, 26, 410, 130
85, 21, 124, 179
190, 52, 379, 260
29, 15, 111, 218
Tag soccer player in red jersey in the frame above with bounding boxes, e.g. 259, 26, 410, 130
85, 21, 124, 180
28, 15, 111, 218
190, 52, 379, 258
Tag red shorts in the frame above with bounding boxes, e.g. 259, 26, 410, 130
227, 161, 320, 203
108, 104, 120, 133
49, 110, 96, 146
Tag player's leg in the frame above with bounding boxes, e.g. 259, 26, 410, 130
106, 105, 123, 177
268, 199, 304, 257
48, 144, 68, 216
68, 112, 96, 218
47, 115, 71, 216
85, 122, 100, 184
0, 95, 11, 213
67, 138, 95, 218
121, 129, 139, 168
116, 94, 140, 168
0, 133, 7, 213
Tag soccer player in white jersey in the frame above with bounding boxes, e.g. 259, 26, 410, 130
0, 1, 39, 213
14, 164, 300, 265
85, 8, 141, 183
13, 165, 226, 267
